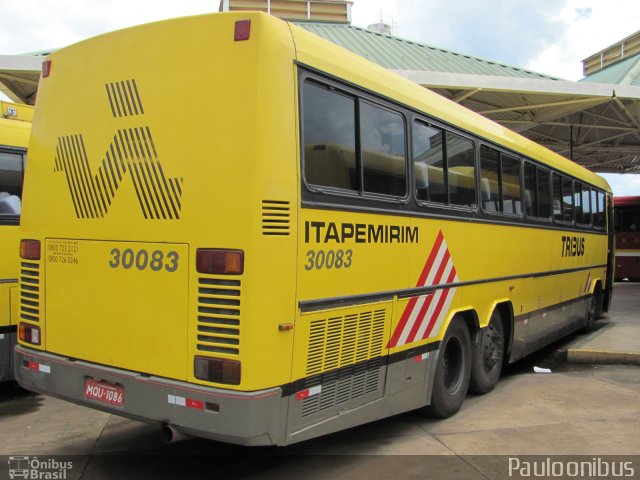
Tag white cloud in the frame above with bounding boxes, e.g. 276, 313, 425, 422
601, 174, 640, 196
0, 0, 219, 54
526, 0, 640, 80
351, 0, 398, 30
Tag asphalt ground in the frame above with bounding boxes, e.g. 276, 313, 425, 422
0, 283, 638, 479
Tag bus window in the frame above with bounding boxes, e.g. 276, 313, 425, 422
302, 82, 357, 191
562, 177, 574, 223
446, 132, 476, 208
616, 204, 640, 231
574, 182, 591, 226
524, 162, 537, 217
581, 185, 592, 226
594, 190, 606, 228
553, 174, 563, 222
360, 102, 406, 197
0, 150, 24, 217
480, 146, 520, 215
502, 154, 521, 215
413, 121, 446, 204
480, 145, 500, 212
538, 168, 551, 219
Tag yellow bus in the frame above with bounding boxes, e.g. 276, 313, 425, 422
15, 12, 613, 445
0, 101, 31, 382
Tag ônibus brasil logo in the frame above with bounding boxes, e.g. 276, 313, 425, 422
8, 456, 73, 479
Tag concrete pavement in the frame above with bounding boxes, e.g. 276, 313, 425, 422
566, 282, 640, 365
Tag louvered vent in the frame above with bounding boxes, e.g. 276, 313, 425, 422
261, 200, 290, 236
197, 277, 241, 355
306, 309, 386, 376
301, 358, 384, 418
20, 261, 41, 323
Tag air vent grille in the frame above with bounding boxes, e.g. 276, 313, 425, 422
261, 200, 290, 236
197, 277, 241, 355
306, 309, 386, 376
19, 261, 41, 323
301, 358, 383, 418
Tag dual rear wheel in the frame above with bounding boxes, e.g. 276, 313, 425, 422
423, 310, 505, 418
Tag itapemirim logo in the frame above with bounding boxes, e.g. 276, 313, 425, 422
7, 456, 73, 479
53, 79, 183, 220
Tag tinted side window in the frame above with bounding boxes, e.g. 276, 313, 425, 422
581, 186, 592, 226
446, 133, 476, 208
302, 82, 357, 191
524, 162, 537, 217
594, 191, 606, 228
502, 154, 521, 215
537, 168, 551, 220
480, 145, 500, 212
574, 182, 592, 226
413, 122, 446, 204
615, 205, 640, 232
0, 149, 24, 221
361, 102, 406, 197
562, 177, 574, 223
553, 174, 563, 222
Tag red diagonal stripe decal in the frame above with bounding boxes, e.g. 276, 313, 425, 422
416, 230, 444, 287
388, 230, 453, 349
405, 249, 451, 344
423, 266, 458, 340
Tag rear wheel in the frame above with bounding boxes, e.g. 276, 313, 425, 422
583, 285, 602, 333
469, 310, 504, 395
422, 317, 471, 418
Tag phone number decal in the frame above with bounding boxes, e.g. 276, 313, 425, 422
47, 240, 79, 265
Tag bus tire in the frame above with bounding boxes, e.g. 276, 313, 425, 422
422, 317, 471, 418
582, 285, 602, 333
469, 310, 504, 395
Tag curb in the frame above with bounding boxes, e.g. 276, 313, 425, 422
566, 349, 640, 366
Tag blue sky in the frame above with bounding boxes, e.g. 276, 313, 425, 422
1, 0, 638, 195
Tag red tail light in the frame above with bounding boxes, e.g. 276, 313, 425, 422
196, 249, 244, 275
20, 239, 41, 260
194, 356, 241, 385
19, 322, 41, 345
234, 20, 251, 41
42, 60, 52, 78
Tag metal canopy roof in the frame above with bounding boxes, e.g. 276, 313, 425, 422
299, 23, 640, 174
0, 54, 43, 105
400, 70, 640, 173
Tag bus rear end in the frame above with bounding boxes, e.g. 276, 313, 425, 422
0, 101, 31, 382
15, 12, 299, 445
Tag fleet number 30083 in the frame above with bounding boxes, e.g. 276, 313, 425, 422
109, 248, 179, 272
304, 249, 353, 271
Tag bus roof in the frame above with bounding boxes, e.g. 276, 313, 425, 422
288, 19, 612, 193
0, 101, 32, 149
1, 101, 34, 123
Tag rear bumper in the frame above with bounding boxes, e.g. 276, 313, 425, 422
14, 345, 286, 445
